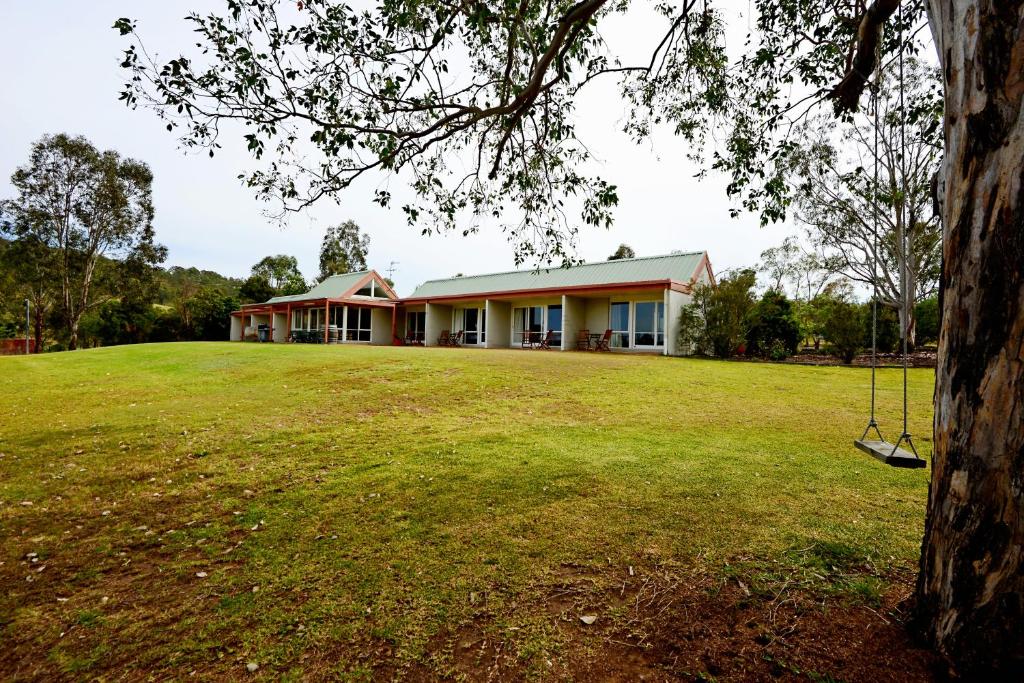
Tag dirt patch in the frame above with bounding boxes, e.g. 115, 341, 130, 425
408, 566, 941, 682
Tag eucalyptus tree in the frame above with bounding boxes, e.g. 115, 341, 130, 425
251, 254, 304, 290
607, 243, 635, 260
115, 1, 1024, 674
787, 58, 942, 348
318, 219, 370, 280
1, 134, 162, 350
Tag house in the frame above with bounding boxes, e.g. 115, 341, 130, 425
230, 251, 714, 355
230, 270, 399, 344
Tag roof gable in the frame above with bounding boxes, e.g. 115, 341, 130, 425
407, 251, 708, 299
263, 270, 396, 304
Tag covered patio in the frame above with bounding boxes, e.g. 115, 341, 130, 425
230, 270, 400, 345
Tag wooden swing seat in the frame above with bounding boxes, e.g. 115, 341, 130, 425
854, 439, 927, 469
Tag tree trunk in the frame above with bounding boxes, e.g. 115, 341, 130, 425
896, 299, 916, 353
916, 1, 1024, 677
68, 317, 79, 351
33, 307, 44, 354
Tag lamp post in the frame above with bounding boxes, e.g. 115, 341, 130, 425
24, 298, 30, 354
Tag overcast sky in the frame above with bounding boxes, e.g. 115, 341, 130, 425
0, 2, 794, 296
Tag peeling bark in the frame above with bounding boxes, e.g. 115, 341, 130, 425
916, 1, 1024, 676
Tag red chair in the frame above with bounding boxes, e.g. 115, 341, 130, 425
438, 329, 451, 346
449, 330, 464, 347
594, 329, 612, 352
537, 330, 554, 350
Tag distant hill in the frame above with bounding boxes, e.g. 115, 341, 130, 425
155, 265, 244, 304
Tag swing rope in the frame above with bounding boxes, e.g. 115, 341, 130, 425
860, 65, 884, 445
891, 0, 920, 460
854, 5, 924, 469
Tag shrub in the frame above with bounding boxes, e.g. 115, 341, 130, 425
675, 270, 757, 357
914, 296, 940, 345
676, 303, 707, 355
185, 289, 239, 341
744, 290, 801, 359
862, 301, 900, 352
823, 299, 864, 364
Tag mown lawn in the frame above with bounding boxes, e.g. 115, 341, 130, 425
0, 343, 933, 680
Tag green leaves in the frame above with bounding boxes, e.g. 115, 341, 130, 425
116, 0, 932, 265
112, 18, 135, 36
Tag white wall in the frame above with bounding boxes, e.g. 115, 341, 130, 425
665, 288, 693, 356
485, 300, 512, 349
585, 298, 610, 333
370, 307, 393, 345
272, 312, 288, 343
562, 295, 586, 350
424, 303, 453, 347
230, 315, 244, 341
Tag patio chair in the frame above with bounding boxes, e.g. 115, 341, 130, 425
537, 329, 554, 350
594, 329, 612, 352
438, 330, 451, 346
576, 329, 591, 351
450, 330, 464, 347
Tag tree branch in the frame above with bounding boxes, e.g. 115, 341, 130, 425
829, 0, 902, 113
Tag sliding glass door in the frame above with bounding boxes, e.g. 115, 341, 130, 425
633, 301, 665, 348
455, 307, 486, 345
512, 305, 554, 345
464, 308, 479, 345
547, 305, 562, 346
609, 301, 665, 349
406, 311, 426, 341
345, 306, 371, 341
610, 302, 630, 348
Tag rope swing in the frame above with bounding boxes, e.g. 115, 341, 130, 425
854, 5, 926, 470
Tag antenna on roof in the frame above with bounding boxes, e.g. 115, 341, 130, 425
386, 261, 399, 280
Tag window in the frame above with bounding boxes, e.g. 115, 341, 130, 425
330, 306, 343, 327
547, 305, 562, 346
406, 311, 426, 341
345, 306, 371, 341
307, 308, 322, 331
634, 301, 665, 347
457, 308, 486, 345
513, 306, 547, 344
354, 278, 391, 298
610, 302, 630, 348
463, 308, 479, 345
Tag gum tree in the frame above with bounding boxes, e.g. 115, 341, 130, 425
1, 134, 161, 350
116, 1, 1023, 674
786, 59, 943, 348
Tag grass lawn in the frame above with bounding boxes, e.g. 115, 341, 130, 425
0, 343, 935, 680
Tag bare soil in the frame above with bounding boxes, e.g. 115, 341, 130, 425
406, 567, 941, 682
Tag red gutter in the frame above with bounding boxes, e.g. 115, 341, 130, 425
399, 279, 691, 305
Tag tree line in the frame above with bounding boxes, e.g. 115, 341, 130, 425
677, 268, 939, 363
0, 134, 376, 351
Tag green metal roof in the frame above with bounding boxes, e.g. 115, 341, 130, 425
264, 271, 369, 304
407, 251, 707, 299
